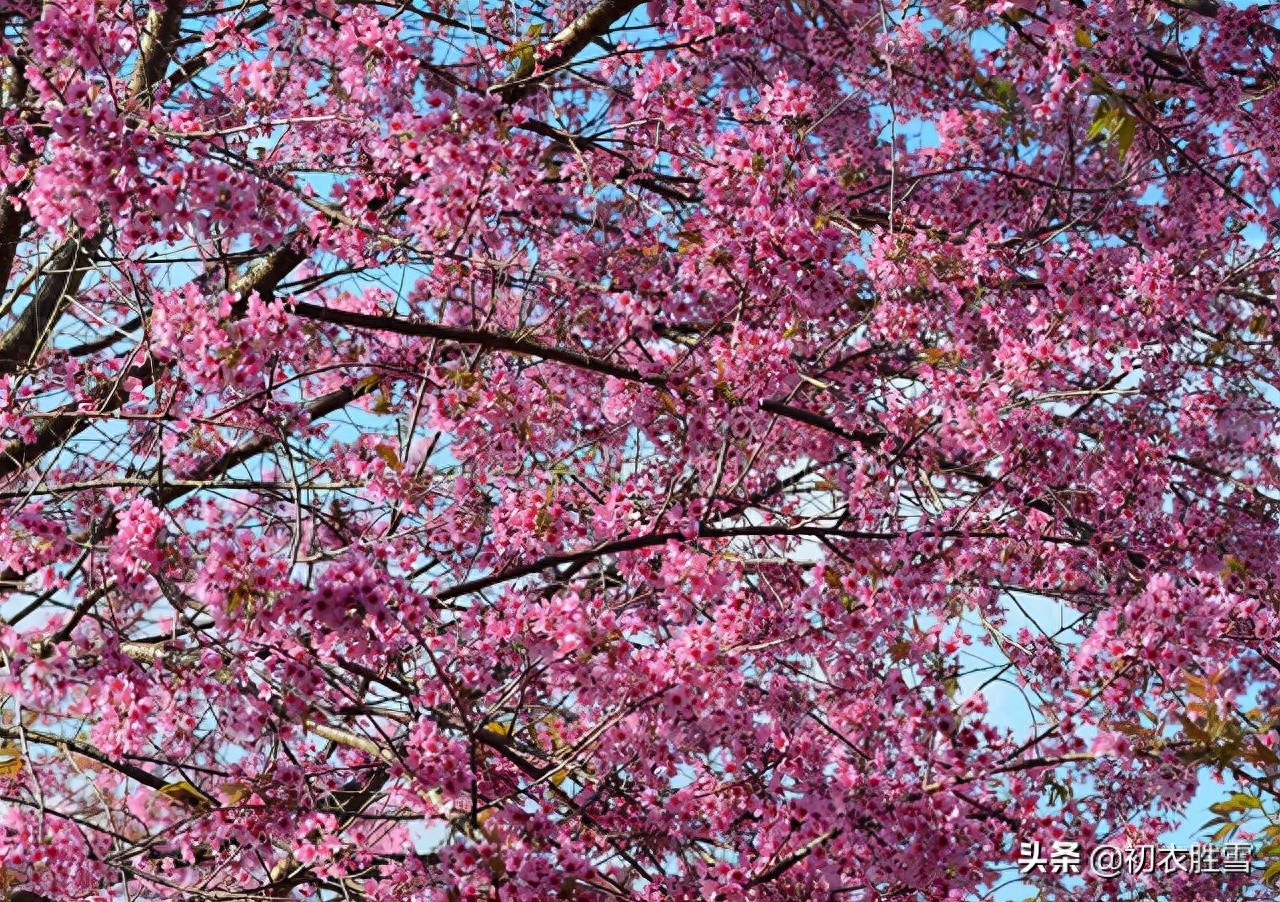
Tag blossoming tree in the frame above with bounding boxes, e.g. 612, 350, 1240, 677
1, 0, 1279, 898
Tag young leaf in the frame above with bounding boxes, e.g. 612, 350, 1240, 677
1114, 113, 1137, 160
0, 744, 22, 777
157, 780, 215, 810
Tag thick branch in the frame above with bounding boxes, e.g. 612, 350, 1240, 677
747, 828, 841, 887
128, 0, 187, 102
0, 1, 185, 375
0, 245, 308, 481
288, 303, 887, 449
0, 235, 100, 375
433, 523, 1052, 603
0, 41, 33, 295
497, 0, 646, 104
0, 725, 171, 793
154, 382, 370, 509
0, 245, 313, 598
291, 301, 659, 385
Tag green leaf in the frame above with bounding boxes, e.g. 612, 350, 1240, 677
1086, 101, 1138, 160
504, 40, 537, 80
158, 780, 214, 810
1209, 792, 1261, 815
1087, 104, 1117, 142
987, 79, 1019, 112
1114, 113, 1136, 160
374, 444, 403, 472
1210, 821, 1239, 843
1233, 792, 1263, 810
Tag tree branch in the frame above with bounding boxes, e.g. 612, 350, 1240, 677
496, 0, 646, 104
